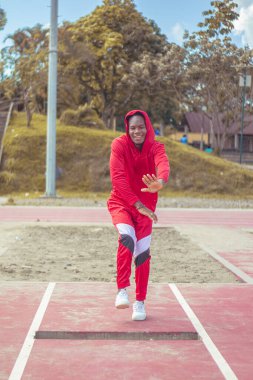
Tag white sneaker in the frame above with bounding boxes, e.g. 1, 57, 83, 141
115, 288, 130, 309
132, 301, 146, 321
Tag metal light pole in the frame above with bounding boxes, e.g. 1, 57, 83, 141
239, 71, 246, 165
45, 0, 58, 197
239, 68, 251, 164
200, 105, 207, 151
239, 70, 252, 165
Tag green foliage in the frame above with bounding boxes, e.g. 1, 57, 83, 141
64, 0, 167, 128
183, 0, 253, 152
166, 140, 253, 195
0, 7, 7, 31
1, 112, 253, 197
0, 171, 16, 186
2, 24, 48, 126
4, 158, 17, 171
60, 104, 105, 129
0, 0, 252, 140
198, 0, 239, 38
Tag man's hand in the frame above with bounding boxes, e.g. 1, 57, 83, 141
141, 174, 164, 193
134, 201, 158, 223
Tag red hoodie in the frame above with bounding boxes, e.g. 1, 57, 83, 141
108, 110, 170, 212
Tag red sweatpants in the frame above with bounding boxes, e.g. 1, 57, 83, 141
108, 201, 153, 301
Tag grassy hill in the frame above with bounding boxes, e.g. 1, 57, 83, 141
1, 112, 253, 198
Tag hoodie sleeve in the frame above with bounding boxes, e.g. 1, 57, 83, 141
110, 139, 139, 206
153, 142, 170, 183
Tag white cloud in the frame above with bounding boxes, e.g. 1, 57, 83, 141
170, 22, 185, 45
236, 0, 253, 7
234, 1, 253, 47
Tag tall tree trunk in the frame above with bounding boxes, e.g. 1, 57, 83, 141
159, 122, 164, 137
101, 110, 109, 129
25, 104, 32, 128
23, 89, 32, 127
102, 106, 115, 129
209, 117, 216, 150
109, 106, 115, 130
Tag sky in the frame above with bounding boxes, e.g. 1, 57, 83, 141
0, 0, 253, 49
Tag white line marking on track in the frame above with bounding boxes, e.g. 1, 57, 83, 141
169, 284, 238, 380
8, 282, 55, 380
173, 225, 253, 284
198, 244, 253, 284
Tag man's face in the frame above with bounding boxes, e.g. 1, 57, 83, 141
128, 115, 147, 148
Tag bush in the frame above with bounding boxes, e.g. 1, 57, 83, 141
60, 104, 105, 129
0, 171, 16, 186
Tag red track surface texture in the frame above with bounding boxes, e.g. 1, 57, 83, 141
1, 282, 253, 379
1, 206, 253, 379
0, 206, 253, 227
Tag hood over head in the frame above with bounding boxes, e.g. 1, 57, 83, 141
124, 109, 155, 152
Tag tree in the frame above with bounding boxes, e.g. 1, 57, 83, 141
183, 0, 253, 153
0, 0, 192, 131
117, 43, 187, 131
65, 0, 167, 128
0, 7, 7, 32
57, 23, 99, 113
3, 24, 48, 126
0, 7, 7, 85
197, 0, 239, 38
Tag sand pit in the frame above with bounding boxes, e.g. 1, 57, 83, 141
0, 224, 239, 284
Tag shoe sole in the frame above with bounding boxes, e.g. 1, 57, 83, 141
116, 303, 130, 309
132, 314, 146, 321
132, 317, 147, 321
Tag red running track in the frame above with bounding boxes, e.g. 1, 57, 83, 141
3, 283, 253, 379
1, 205, 253, 379
0, 206, 253, 227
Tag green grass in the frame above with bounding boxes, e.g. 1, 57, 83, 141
1, 112, 253, 198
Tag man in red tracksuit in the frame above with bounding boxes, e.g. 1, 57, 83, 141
107, 110, 170, 321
